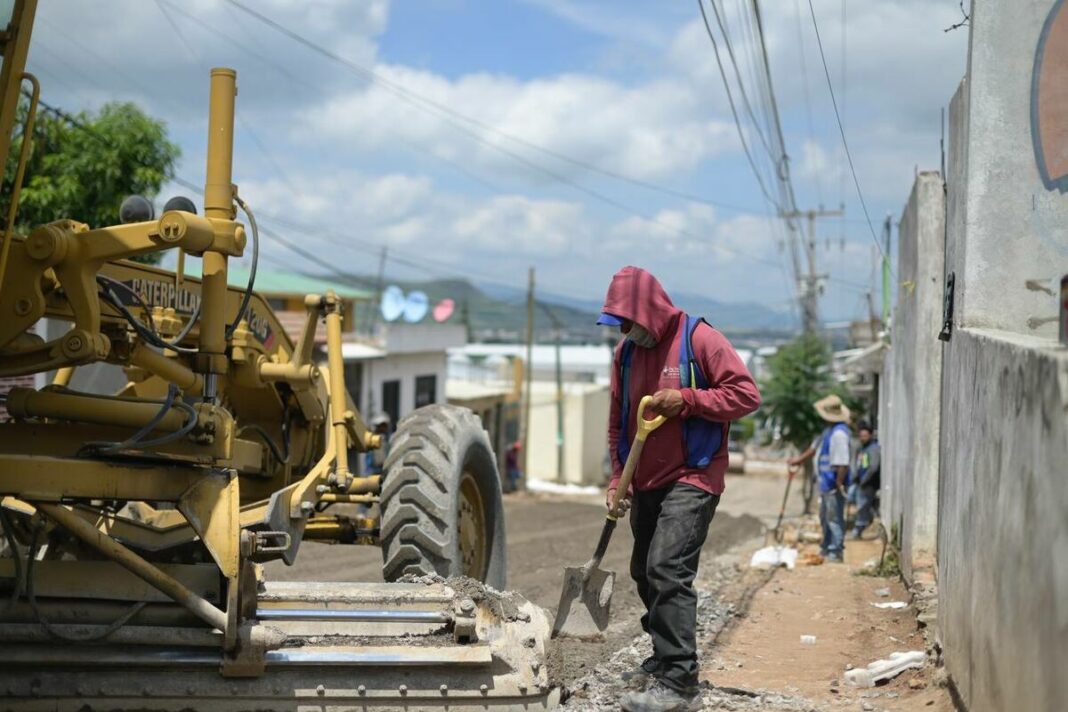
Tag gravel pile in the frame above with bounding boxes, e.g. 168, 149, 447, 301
559, 542, 823, 711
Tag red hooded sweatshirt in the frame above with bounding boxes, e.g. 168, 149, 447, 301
604, 266, 761, 496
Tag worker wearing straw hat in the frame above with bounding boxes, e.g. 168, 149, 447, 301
788, 394, 852, 562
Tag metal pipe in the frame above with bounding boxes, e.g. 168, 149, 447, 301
5, 387, 190, 432
35, 503, 227, 632
256, 609, 447, 623
198, 68, 237, 373
52, 366, 74, 387
259, 361, 317, 386
317, 494, 375, 505
0, 623, 224, 647
324, 293, 351, 484
0, 72, 39, 295
130, 342, 203, 394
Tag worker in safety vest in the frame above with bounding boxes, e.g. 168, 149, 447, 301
789, 394, 852, 562
599, 266, 761, 712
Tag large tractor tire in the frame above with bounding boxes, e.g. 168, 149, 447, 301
379, 404, 507, 589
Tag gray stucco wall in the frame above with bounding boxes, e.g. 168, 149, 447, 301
937, 328, 1068, 711
954, 1, 1068, 335
880, 172, 945, 579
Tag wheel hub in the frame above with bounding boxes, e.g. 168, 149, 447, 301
457, 472, 487, 580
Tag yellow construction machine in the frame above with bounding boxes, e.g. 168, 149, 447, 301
0, 2, 554, 709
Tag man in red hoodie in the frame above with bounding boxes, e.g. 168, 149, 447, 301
599, 266, 761, 712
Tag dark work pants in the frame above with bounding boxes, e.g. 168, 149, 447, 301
629, 482, 719, 693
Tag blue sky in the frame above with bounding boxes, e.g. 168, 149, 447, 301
26, 0, 969, 325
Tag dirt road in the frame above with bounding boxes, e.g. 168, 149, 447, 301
264, 473, 784, 610
265, 472, 787, 691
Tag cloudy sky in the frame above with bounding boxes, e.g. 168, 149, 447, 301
26, 0, 969, 323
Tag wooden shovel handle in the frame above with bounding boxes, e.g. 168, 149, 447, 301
608, 396, 668, 519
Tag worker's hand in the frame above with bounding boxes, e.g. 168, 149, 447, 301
648, 389, 684, 418
606, 488, 631, 515
787, 456, 800, 467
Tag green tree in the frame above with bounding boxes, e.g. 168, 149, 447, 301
760, 333, 859, 450
4, 101, 180, 263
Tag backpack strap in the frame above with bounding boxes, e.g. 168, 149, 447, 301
616, 340, 636, 465
680, 315, 710, 389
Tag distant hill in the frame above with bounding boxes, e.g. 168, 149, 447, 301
305, 272, 797, 343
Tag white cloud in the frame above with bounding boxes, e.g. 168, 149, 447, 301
23, 0, 970, 317
299, 67, 737, 183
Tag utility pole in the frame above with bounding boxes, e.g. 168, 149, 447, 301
865, 291, 878, 343
882, 214, 893, 327
538, 302, 566, 484
368, 246, 388, 337
521, 267, 534, 482
780, 207, 843, 335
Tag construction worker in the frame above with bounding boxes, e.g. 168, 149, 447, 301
599, 266, 761, 712
364, 413, 391, 475
788, 394, 852, 562
851, 420, 881, 539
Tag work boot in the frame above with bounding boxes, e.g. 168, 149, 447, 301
620, 681, 702, 712
622, 656, 659, 688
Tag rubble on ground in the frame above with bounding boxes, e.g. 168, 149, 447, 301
558, 542, 821, 711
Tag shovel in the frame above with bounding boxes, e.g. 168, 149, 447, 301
551, 395, 667, 638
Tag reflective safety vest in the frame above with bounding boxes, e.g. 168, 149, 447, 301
617, 315, 725, 469
817, 423, 851, 492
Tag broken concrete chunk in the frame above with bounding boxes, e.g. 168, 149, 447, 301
844, 651, 926, 688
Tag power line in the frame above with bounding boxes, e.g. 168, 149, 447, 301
793, 0, 823, 205
706, 0, 776, 162
696, 0, 778, 208
163, 0, 785, 271
221, 0, 757, 215
806, 0, 888, 263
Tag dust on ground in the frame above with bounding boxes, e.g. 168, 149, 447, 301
707, 534, 954, 712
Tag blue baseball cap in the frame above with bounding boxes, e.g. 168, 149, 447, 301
596, 312, 624, 326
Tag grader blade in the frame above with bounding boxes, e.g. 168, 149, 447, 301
0, 580, 558, 711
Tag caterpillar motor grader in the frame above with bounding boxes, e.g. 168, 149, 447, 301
0, 2, 555, 709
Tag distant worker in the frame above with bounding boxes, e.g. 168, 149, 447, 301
599, 266, 761, 712
505, 441, 522, 492
788, 394, 852, 562
364, 413, 392, 475
851, 420, 881, 539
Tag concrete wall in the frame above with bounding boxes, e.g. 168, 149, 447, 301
357, 351, 448, 423
880, 172, 945, 579
936, 328, 1068, 711
952, 1, 1068, 336
928, 3, 1068, 708
527, 382, 610, 486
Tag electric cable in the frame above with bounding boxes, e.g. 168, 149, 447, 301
697, 0, 778, 208
237, 422, 289, 466
80, 383, 198, 455
0, 509, 24, 613
805, 0, 889, 264
96, 276, 198, 354
228, 194, 259, 339
25, 523, 147, 642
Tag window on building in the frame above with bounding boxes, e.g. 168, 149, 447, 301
343, 362, 362, 417
414, 375, 437, 408
382, 380, 400, 432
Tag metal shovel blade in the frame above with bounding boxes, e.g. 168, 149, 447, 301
551, 564, 616, 639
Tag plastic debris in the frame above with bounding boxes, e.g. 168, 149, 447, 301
871, 601, 909, 609
873, 587, 891, 597
800, 635, 817, 645
844, 651, 926, 688
749, 545, 798, 570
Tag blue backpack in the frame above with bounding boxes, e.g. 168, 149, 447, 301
617, 314, 725, 468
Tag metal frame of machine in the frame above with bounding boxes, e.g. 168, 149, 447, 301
0, 2, 553, 707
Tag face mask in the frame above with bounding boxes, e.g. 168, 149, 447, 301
626, 324, 658, 348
